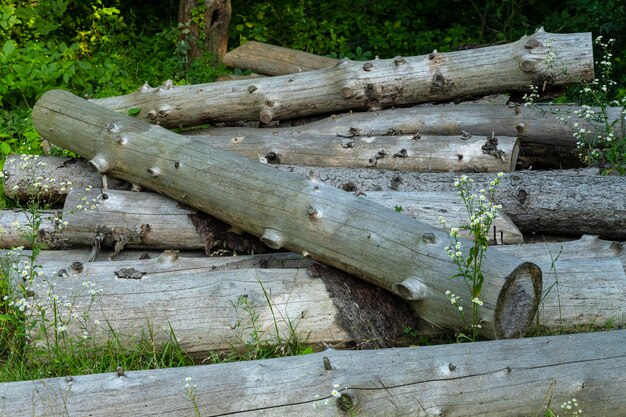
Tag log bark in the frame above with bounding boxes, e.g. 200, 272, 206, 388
188, 131, 520, 172
18, 252, 417, 353
92, 30, 593, 128
2, 330, 625, 416
279, 166, 626, 239
0, 159, 523, 245
33, 90, 542, 339
61, 189, 523, 251
199, 103, 624, 148
223, 40, 338, 75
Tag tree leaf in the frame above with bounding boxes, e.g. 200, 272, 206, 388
127, 107, 141, 116
0, 141, 11, 155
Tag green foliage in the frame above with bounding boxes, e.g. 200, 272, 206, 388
440, 173, 503, 342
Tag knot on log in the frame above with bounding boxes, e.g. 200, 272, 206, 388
394, 277, 428, 301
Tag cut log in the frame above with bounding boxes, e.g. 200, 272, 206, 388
497, 235, 626, 331
223, 40, 338, 75
63, 189, 523, 251
16, 252, 417, 355
279, 166, 626, 239
92, 30, 593, 128
0, 209, 65, 249
2, 330, 625, 416
199, 103, 623, 148
33, 90, 542, 339
62, 187, 205, 254
366, 191, 523, 244
188, 131, 520, 172
1, 160, 523, 245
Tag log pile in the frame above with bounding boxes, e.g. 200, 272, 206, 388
2, 29, 626, 415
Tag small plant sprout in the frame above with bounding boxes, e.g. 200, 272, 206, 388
184, 376, 201, 417
440, 173, 503, 342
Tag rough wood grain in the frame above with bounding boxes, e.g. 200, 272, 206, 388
63, 189, 205, 252
497, 235, 626, 330
2, 330, 625, 416
199, 103, 623, 148
188, 131, 520, 172
33, 90, 542, 338
223, 40, 338, 75
366, 191, 523, 244
1, 160, 523, 245
92, 30, 593, 128
16, 252, 417, 354
279, 166, 626, 239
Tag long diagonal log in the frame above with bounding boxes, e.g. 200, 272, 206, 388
33, 90, 541, 338
2, 330, 625, 416
92, 30, 592, 128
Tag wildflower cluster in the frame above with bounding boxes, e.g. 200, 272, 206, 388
525, 35, 626, 175
570, 36, 626, 174
546, 398, 583, 416
440, 173, 503, 341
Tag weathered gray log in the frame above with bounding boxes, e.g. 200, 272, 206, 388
0, 209, 65, 249
497, 235, 626, 330
3, 330, 625, 416
367, 191, 523, 244
63, 189, 523, 251
33, 90, 542, 339
14, 251, 419, 354
189, 131, 520, 172
0, 159, 523, 245
93, 30, 593, 128
279, 166, 626, 239
2, 154, 127, 203
62, 189, 205, 252
199, 103, 623, 148
223, 40, 338, 75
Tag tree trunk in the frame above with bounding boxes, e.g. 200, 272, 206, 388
188, 131, 520, 172
223, 40, 338, 75
199, 103, 623, 148
178, 0, 231, 64
33, 90, 542, 339
3, 330, 625, 416
0, 157, 524, 245
17, 251, 419, 356
60, 189, 524, 252
92, 30, 593, 128
63, 189, 271, 256
278, 166, 626, 239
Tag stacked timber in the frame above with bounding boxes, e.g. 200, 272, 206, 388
2, 29, 625, 416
